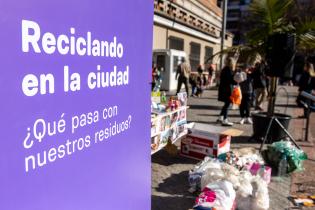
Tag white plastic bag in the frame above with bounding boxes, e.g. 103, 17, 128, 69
200, 168, 225, 190
251, 177, 269, 210
205, 181, 236, 210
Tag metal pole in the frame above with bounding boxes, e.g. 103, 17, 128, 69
220, 0, 228, 70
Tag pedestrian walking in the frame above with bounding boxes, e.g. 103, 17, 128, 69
217, 57, 236, 126
189, 74, 197, 97
196, 65, 206, 97
176, 57, 191, 96
296, 62, 315, 116
151, 62, 158, 91
208, 64, 214, 86
252, 61, 268, 111
238, 68, 254, 124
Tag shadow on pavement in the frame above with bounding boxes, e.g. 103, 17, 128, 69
195, 97, 218, 100
196, 113, 241, 118
275, 104, 299, 108
152, 195, 195, 210
155, 171, 193, 195
152, 150, 199, 166
187, 120, 218, 125
231, 135, 259, 144
188, 104, 222, 110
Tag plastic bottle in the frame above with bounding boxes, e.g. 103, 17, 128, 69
258, 165, 265, 178
277, 155, 287, 177
161, 91, 167, 103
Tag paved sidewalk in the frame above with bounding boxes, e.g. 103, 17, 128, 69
152, 86, 313, 210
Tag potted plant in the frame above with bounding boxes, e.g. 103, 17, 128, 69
208, 0, 315, 141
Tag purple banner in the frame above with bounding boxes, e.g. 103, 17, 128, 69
0, 0, 153, 209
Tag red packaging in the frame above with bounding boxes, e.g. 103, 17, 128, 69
181, 134, 231, 160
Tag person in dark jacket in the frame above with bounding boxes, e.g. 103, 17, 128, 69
195, 65, 206, 97
189, 74, 197, 97
298, 62, 315, 93
297, 62, 315, 116
238, 68, 253, 124
217, 57, 236, 126
252, 61, 268, 111
208, 64, 214, 86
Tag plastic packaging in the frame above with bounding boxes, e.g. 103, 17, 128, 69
200, 168, 225, 190
230, 85, 242, 105
189, 157, 223, 192
277, 155, 287, 176
236, 193, 253, 210
251, 177, 269, 210
238, 171, 254, 197
266, 141, 307, 173
200, 181, 236, 210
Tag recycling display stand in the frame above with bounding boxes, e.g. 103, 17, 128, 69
151, 92, 188, 155
151, 106, 188, 155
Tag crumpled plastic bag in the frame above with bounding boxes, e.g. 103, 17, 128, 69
251, 177, 269, 210
236, 175, 269, 210
200, 180, 236, 210
221, 163, 241, 188
189, 157, 223, 192
236, 193, 253, 210
200, 168, 225, 190
237, 171, 254, 197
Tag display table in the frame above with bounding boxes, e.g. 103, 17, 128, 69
151, 105, 188, 155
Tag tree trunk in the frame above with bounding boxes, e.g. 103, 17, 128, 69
267, 77, 278, 116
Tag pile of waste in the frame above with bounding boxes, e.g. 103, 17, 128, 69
189, 147, 270, 210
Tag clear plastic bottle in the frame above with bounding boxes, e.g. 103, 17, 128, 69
258, 165, 265, 178
277, 155, 287, 177
161, 91, 166, 103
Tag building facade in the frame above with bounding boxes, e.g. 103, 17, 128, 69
153, 0, 233, 71
217, 0, 251, 45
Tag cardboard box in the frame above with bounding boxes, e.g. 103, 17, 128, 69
181, 123, 243, 160
181, 134, 231, 159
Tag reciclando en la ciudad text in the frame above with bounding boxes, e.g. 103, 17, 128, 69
21, 20, 132, 173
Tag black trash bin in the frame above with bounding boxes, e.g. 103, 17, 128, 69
252, 112, 291, 142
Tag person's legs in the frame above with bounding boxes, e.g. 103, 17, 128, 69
259, 88, 266, 107
239, 98, 245, 118
220, 101, 230, 119
208, 76, 212, 86
176, 77, 183, 94
255, 88, 264, 109
220, 100, 233, 126
251, 91, 256, 107
151, 82, 155, 91
239, 97, 246, 124
243, 94, 251, 118
242, 94, 253, 124
183, 77, 189, 96
191, 85, 196, 96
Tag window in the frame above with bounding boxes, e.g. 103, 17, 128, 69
204, 46, 213, 64
189, 42, 201, 71
227, 21, 238, 29
169, 36, 184, 51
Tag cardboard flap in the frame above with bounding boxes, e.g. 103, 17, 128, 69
221, 128, 244, 136
190, 123, 243, 136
